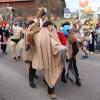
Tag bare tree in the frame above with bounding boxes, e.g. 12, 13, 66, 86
33, 0, 66, 16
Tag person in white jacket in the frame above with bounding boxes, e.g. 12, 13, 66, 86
10, 22, 24, 60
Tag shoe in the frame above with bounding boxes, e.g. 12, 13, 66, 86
61, 75, 67, 83
61, 68, 67, 83
90, 52, 94, 54
61, 77, 68, 83
49, 94, 57, 99
18, 56, 21, 60
13, 57, 17, 61
76, 79, 82, 87
30, 81, 36, 88
85, 55, 88, 58
48, 87, 56, 99
81, 56, 88, 60
3, 51, 7, 55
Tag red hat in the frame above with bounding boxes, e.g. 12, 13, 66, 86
1, 21, 7, 27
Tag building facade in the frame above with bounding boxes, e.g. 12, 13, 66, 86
0, 0, 66, 17
0, 0, 34, 16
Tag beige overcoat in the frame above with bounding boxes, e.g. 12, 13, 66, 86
31, 28, 64, 87
22, 28, 34, 62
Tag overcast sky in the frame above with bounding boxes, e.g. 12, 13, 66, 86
65, 0, 100, 11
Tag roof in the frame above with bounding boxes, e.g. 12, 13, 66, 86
0, 0, 33, 2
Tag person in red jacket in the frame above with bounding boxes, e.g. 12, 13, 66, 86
58, 26, 81, 86
66, 30, 82, 87
57, 31, 68, 83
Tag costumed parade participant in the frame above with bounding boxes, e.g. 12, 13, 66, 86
95, 23, 100, 50
88, 19, 96, 53
61, 22, 82, 86
23, 20, 39, 88
0, 21, 10, 55
23, 8, 48, 89
57, 22, 68, 83
67, 28, 82, 86
88, 31, 96, 53
81, 20, 91, 59
10, 22, 24, 61
81, 18, 96, 57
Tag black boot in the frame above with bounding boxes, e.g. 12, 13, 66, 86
32, 69, 39, 79
29, 66, 36, 88
48, 86, 56, 99
61, 68, 67, 83
76, 78, 81, 87
2, 51, 7, 55
72, 59, 81, 87
13, 56, 17, 61
29, 62, 39, 79
1, 44, 7, 55
18, 56, 21, 60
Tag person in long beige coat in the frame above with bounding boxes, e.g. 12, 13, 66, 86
23, 7, 48, 89
26, 21, 67, 99
22, 20, 39, 90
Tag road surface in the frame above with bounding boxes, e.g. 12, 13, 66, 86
0, 48, 100, 100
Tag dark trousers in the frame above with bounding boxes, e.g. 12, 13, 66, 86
61, 67, 66, 80
1, 44, 7, 52
69, 58, 79, 78
89, 42, 95, 52
72, 58, 79, 78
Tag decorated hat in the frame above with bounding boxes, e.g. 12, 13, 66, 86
37, 7, 47, 18
62, 25, 71, 36
1, 21, 7, 27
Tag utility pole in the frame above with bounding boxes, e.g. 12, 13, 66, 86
79, 0, 81, 20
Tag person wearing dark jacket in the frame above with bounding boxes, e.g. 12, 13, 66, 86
59, 24, 82, 86
89, 31, 96, 53
0, 23, 9, 54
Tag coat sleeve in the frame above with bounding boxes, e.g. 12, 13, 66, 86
5, 30, 10, 38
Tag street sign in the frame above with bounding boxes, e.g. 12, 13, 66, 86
64, 8, 71, 18
64, 13, 71, 18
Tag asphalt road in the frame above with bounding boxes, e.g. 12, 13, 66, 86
0, 48, 100, 100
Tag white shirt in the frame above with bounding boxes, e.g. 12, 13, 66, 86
11, 25, 24, 39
